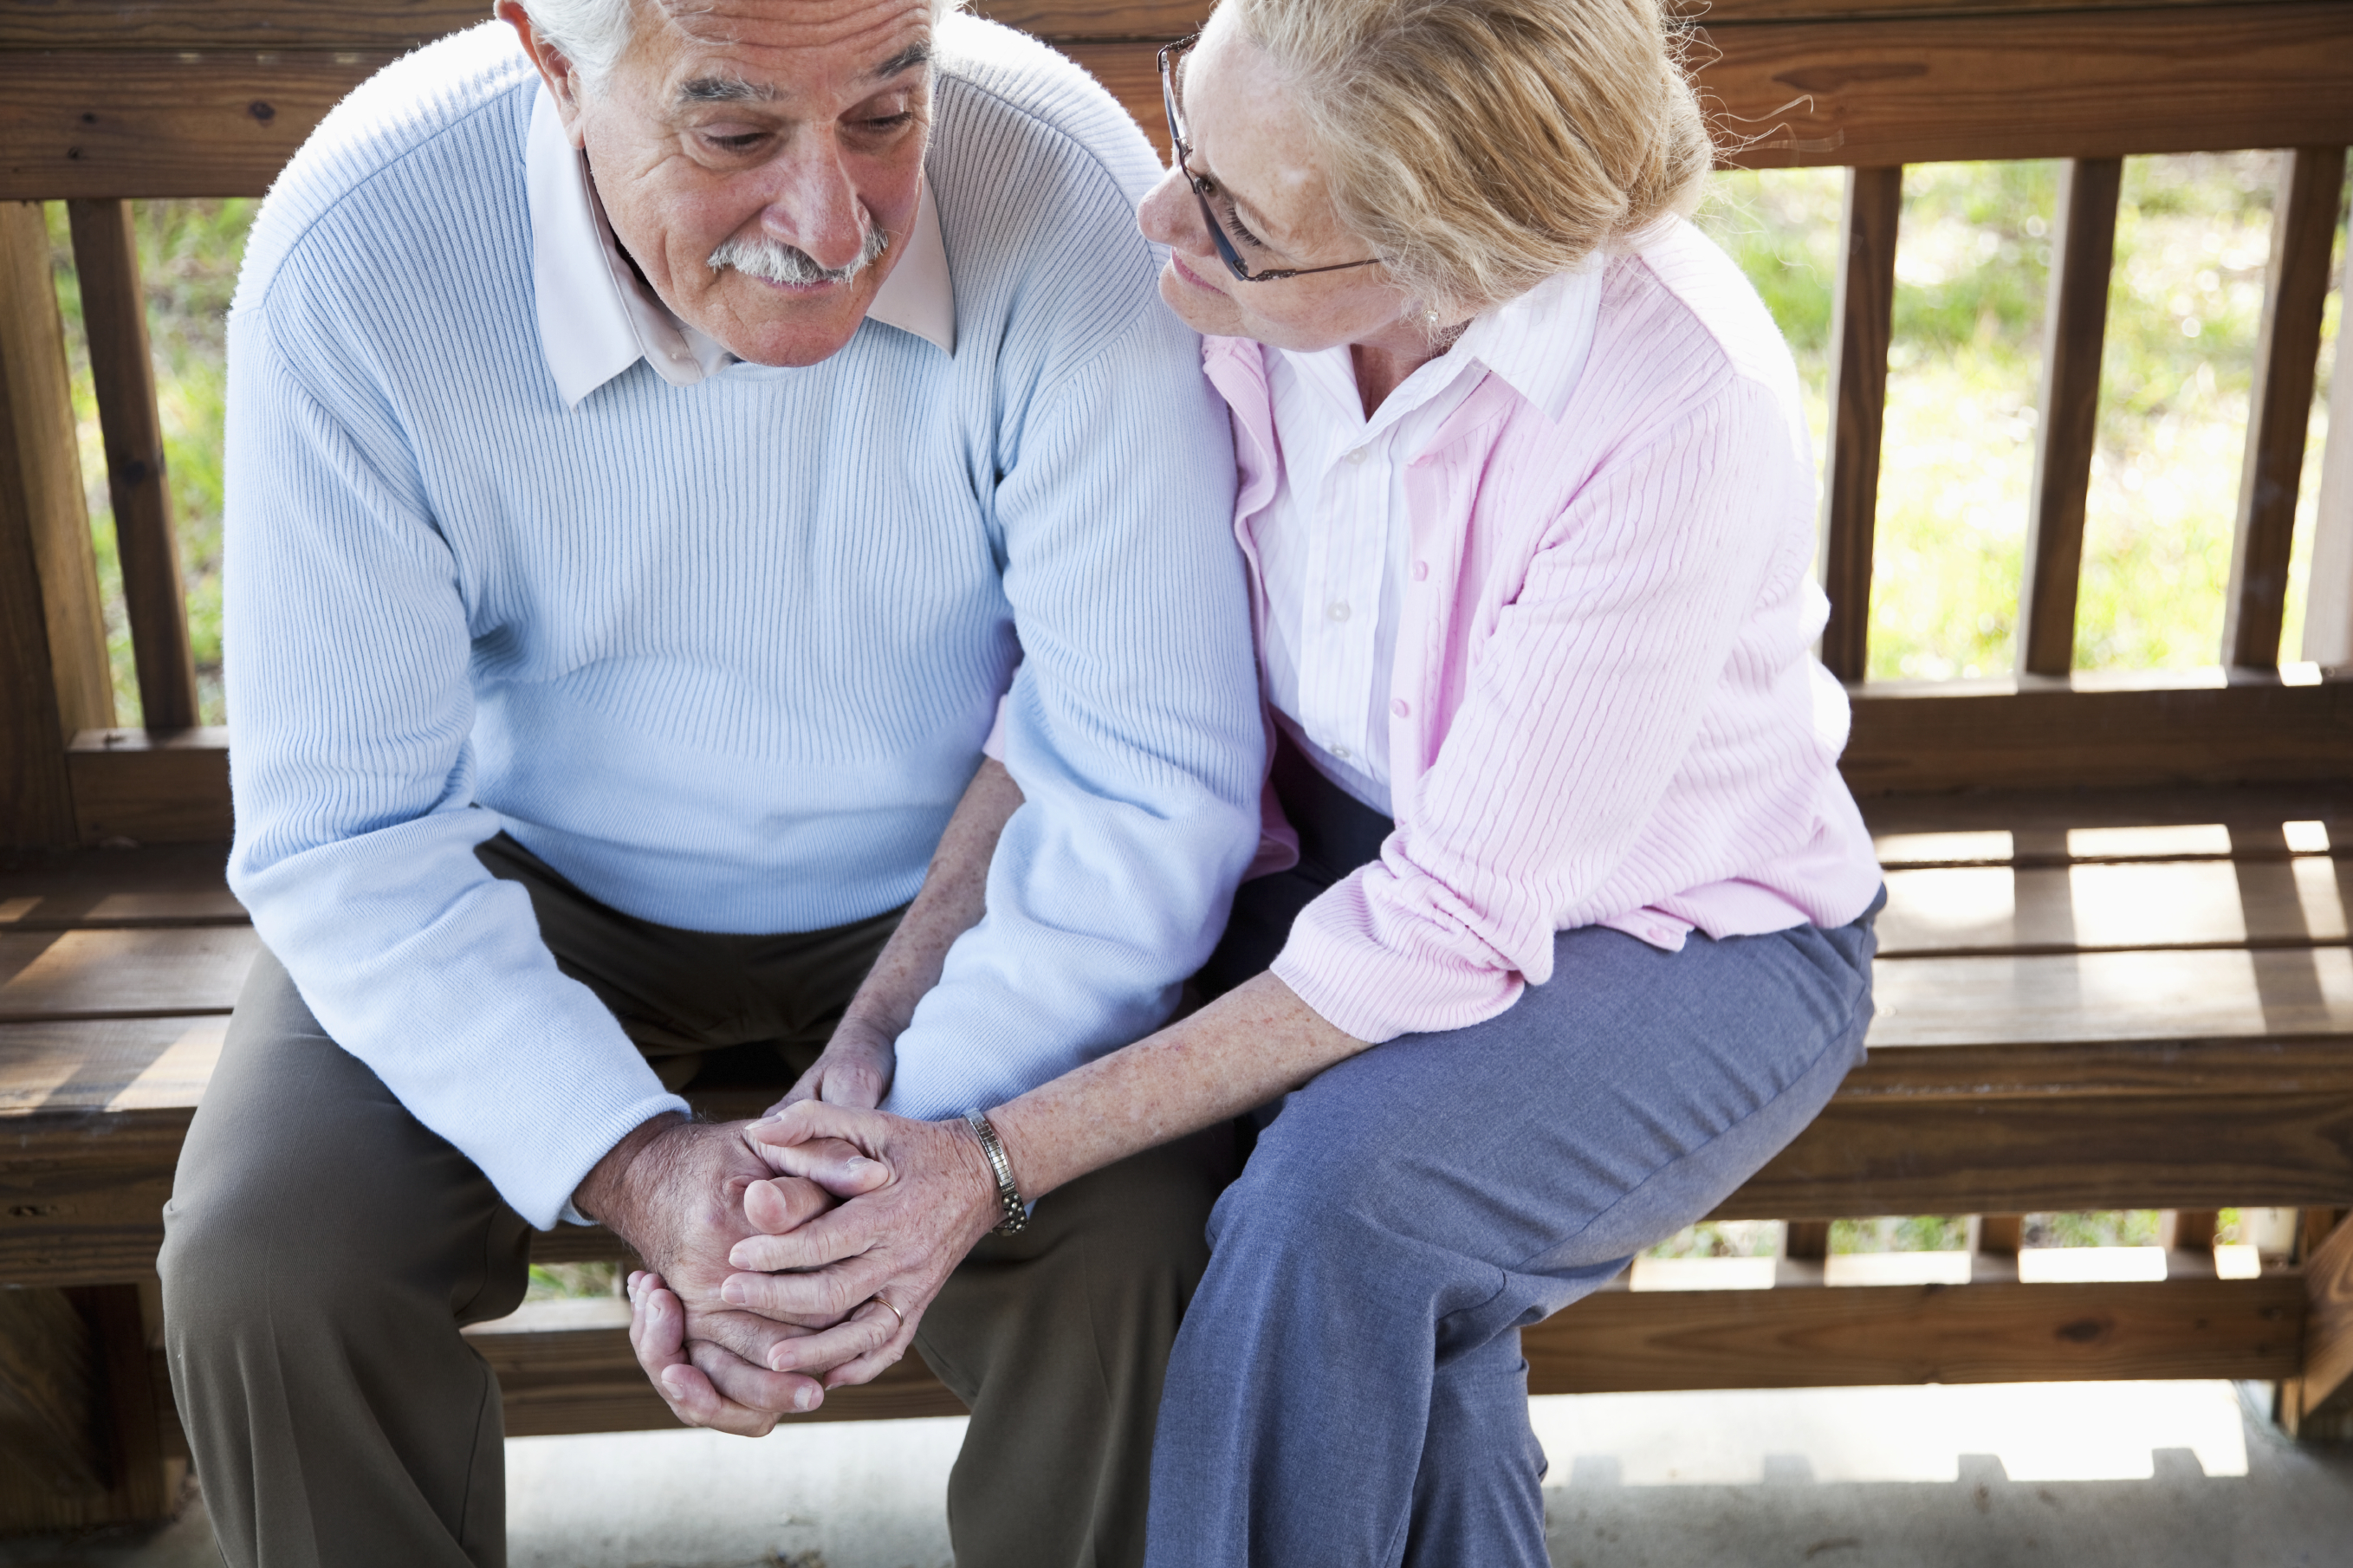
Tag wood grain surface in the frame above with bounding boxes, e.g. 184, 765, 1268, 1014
64, 200, 198, 730
0, 200, 111, 847
67, 728, 236, 846
1527, 1272, 2304, 1391
1843, 673, 2353, 794
2019, 158, 2121, 677
463, 1298, 969, 1435
0, 0, 2295, 51
2225, 146, 2348, 670
0, 928, 257, 1022
2298, 1214, 2353, 1416
1818, 165, 1902, 681
9, 4, 2352, 198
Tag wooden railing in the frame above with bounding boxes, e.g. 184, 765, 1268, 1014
4, 0, 2351, 850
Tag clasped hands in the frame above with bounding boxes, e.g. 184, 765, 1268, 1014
585, 1027, 1006, 1437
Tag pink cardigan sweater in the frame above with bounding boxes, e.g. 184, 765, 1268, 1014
1207, 219, 1883, 1045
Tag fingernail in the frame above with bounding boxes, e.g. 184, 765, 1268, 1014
845, 1156, 872, 1170
721, 1278, 747, 1306
794, 1384, 818, 1411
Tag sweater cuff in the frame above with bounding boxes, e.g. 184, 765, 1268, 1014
1271, 879, 1524, 1044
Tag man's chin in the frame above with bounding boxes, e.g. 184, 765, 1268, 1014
703, 276, 878, 368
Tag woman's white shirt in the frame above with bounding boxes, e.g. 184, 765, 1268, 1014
1256, 266, 1607, 817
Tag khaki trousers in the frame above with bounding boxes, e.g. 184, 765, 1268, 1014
160, 834, 1231, 1568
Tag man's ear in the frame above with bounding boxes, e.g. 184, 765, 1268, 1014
495, 0, 592, 144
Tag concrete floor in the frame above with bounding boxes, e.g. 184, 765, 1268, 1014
6, 1382, 2350, 1567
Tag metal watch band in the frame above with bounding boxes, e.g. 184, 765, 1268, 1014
963, 1109, 1029, 1235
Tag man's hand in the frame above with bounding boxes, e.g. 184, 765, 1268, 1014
573, 1115, 891, 1434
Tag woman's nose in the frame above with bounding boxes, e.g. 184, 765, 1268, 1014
1136, 166, 1202, 251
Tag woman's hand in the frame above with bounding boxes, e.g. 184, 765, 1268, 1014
763, 1015, 896, 1117
720, 1100, 1005, 1388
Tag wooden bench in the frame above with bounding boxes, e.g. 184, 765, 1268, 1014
6, 0, 2353, 1538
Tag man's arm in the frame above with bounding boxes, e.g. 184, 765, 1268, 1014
226, 308, 863, 1432
877, 296, 1264, 1124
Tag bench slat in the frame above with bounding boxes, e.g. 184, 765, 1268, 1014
52, 680, 2353, 848
1528, 1271, 2304, 1390
1, 924, 2343, 1066
0, 928, 256, 1022
414, 1268, 2320, 1443
1877, 859, 2348, 956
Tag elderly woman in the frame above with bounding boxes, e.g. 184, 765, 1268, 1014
647, 0, 1885, 1560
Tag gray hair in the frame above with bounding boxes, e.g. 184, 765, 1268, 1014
521, 0, 965, 94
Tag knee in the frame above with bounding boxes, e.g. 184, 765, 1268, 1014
159, 1157, 390, 1345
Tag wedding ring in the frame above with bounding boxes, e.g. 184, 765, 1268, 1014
867, 1294, 905, 1334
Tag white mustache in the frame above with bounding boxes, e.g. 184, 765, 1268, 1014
708, 223, 891, 286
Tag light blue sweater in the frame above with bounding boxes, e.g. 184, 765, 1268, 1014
224, 16, 1261, 1228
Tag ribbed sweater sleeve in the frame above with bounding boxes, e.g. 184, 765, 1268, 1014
884, 294, 1262, 1119
1272, 379, 1797, 1042
224, 308, 688, 1229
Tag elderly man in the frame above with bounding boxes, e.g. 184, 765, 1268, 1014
156, 0, 1261, 1563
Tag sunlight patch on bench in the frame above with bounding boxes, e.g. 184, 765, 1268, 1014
104, 1018, 227, 1111
2016, 1246, 2168, 1283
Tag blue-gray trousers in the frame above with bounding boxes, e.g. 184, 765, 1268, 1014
1150, 743, 1880, 1567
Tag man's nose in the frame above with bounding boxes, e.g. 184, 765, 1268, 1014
755, 132, 872, 270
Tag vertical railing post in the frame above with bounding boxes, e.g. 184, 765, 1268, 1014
67, 198, 199, 730
2224, 146, 2348, 671
2019, 158, 2123, 677
2303, 171, 2353, 668
0, 198, 113, 846
1819, 166, 1902, 684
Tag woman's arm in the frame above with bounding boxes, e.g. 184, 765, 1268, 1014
990, 969, 1360, 1196
767, 758, 1026, 1111
681, 971, 1370, 1392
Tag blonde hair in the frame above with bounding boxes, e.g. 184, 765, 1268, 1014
1220, 0, 1710, 311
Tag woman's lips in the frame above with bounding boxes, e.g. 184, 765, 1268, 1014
1170, 252, 1224, 294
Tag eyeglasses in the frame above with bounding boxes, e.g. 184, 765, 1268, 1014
1157, 36, 1383, 284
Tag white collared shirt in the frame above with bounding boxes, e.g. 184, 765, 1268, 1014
524, 83, 956, 407
1258, 262, 1605, 815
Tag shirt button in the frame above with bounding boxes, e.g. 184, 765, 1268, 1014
1327, 601, 1352, 622
1330, 744, 1352, 761
1411, 560, 1431, 582
1391, 698, 1410, 718
1348, 450, 1368, 465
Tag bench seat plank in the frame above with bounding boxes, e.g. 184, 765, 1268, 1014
0, 928, 257, 1022
0, 842, 241, 930
1526, 1272, 2305, 1392
351, 1268, 2311, 1445
1877, 858, 2349, 956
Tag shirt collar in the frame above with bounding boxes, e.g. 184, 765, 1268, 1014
526, 82, 956, 410
1449, 256, 1605, 424
1267, 252, 1608, 439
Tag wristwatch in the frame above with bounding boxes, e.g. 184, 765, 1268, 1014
963, 1109, 1029, 1235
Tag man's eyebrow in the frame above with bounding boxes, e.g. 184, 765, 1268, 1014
677, 75, 775, 105
673, 42, 926, 107
868, 42, 932, 81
